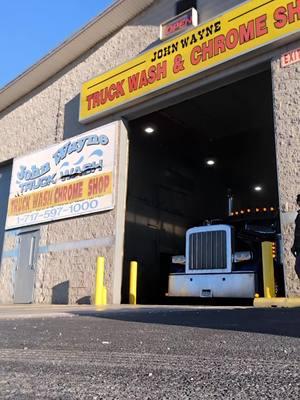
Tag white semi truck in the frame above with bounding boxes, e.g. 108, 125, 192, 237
168, 213, 283, 299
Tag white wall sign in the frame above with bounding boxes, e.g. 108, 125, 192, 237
6, 122, 117, 229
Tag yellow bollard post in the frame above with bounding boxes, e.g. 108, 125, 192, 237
102, 286, 107, 305
261, 242, 275, 298
129, 261, 138, 305
95, 256, 105, 305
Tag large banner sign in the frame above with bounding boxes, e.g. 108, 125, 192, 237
6, 123, 117, 229
80, 0, 300, 123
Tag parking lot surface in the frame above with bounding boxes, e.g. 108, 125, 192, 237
0, 305, 299, 399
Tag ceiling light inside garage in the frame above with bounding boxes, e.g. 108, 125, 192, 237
144, 127, 155, 134
206, 159, 216, 166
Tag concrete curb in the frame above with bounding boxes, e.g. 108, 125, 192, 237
254, 297, 300, 308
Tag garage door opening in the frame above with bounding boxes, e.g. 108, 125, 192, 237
122, 69, 283, 304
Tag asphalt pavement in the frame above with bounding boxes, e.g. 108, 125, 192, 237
0, 305, 299, 399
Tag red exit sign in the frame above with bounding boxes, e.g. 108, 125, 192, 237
160, 8, 198, 41
281, 47, 300, 67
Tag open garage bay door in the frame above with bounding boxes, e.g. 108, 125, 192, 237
122, 70, 282, 304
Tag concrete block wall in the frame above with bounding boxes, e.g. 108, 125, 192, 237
272, 39, 300, 297
0, 126, 125, 304
0, 1, 164, 304
0, 232, 18, 303
0, 0, 299, 303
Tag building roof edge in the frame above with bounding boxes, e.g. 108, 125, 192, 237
0, 0, 155, 113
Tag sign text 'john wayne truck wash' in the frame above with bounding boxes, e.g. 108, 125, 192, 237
6, 123, 117, 229
80, 0, 300, 123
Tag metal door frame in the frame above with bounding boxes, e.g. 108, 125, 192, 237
15, 227, 40, 303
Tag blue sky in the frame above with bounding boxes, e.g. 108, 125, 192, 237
0, 0, 115, 89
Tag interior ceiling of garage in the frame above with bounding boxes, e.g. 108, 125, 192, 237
130, 71, 273, 144
128, 70, 278, 209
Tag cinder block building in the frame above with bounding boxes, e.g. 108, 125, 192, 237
0, 0, 299, 304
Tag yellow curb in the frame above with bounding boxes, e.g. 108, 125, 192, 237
254, 297, 300, 308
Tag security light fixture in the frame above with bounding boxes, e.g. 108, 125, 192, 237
254, 186, 262, 192
144, 126, 155, 134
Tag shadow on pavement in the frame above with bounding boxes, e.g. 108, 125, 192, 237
71, 307, 300, 338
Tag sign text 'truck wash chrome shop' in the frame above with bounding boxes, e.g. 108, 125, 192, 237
79, 0, 300, 123
6, 123, 117, 229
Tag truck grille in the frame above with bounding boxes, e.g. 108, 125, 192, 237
188, 230, 227, 270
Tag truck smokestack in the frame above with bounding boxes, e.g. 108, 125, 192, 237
227, 189, 233, 216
